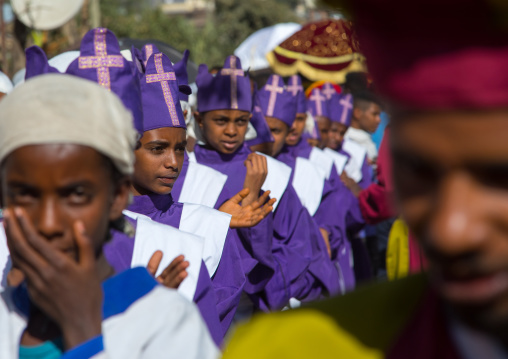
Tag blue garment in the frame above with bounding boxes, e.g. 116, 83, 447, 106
13, 268, 159, 359
371, 112, 389, 151
19, 339, 63, 359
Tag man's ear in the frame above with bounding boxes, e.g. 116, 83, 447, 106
183, 109, 188, 118
194, 111, 203, 127
249, 113, 253, 121
353, 107, 363, 121
109, 177, 131, 222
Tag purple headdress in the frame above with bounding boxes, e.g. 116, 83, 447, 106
307, 88, 329, 119
24, 46, 60, 80
328, 93, 353, 127
196, 55, 252, 113
257, 74, 296, 128
66, 28, 144, 133
287, 75, 307, 114
140, 52, 186, 131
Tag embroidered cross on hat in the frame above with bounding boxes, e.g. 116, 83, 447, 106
196, 55, 252, 113
329, 93, 353, 127
140, 52, 186, 131
321, 82, 337, 100
66, 27, 144, 134
287, 74, 307, 114
307, 88, 328, 118
257, 74, 297, 127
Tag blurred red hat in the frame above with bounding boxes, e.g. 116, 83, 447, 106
337, 0, 508, 109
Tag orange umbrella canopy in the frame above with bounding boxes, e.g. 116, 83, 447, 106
267, 19, 366, 83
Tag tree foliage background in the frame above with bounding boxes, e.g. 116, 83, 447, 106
100, 0, 298, 66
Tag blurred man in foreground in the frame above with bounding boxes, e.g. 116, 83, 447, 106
222, 0, 508, 358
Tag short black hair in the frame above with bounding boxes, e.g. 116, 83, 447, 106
343, 72, 370, 93
353, 90, 384, 111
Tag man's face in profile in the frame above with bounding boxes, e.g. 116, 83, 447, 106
391, 109, 508, 336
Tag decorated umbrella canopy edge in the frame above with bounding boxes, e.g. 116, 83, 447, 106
234, 22, 302, 72
267, 19, 366, 83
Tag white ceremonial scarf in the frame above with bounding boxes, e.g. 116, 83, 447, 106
123, 211, 204, 301
292, 157, 326, 217
257, 152, 292, 211
177, 160, 228, 209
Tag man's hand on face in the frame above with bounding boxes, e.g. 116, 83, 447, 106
4, 208, 103, 350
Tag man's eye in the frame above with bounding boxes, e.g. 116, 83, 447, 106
9, 190, 37, 204
236, 119, 248, 126
214, 119, 227, 125
175, 145, 186, 153
68, 187, 91, 204
150, 146, 164, 154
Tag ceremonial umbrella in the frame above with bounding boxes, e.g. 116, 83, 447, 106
118, 38, 199, 83
234, 22, 302, 72
266, 19, 366, 83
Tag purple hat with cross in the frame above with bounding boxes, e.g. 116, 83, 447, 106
307, 88, 330, 119
196, 55, 252, 113
328, 93, 354, 127
140, 52, 186, 131
257, 74, 296, 128
24, 46, 60, 80
287, 74, 306, 114
321, 82, 338, 100
173, 49, 191, 102
142, 44, 159, 67
246, 90, 275, 146
66, 27, 144, 134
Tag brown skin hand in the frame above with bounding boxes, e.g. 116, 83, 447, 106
1, 144, 130, 350
351, 102, 382, 134
219, 188, 276, 228
132, 127, 187, 196
391, 109, 508, 345
286, 113, 307, 147
265, 116, 290, 157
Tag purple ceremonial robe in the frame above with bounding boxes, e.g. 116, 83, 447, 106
126, 194, 246, 337
103, 217, 224, 346
172, 154, 275, 297
194, 144, 341, 309
280, 140, 360, 290
171, 152, 232, 209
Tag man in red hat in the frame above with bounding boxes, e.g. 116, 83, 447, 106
221, 1, 508, 358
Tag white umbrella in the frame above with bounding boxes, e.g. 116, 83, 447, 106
234, 22, 301, 72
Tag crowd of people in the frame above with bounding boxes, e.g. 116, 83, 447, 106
1, 0, 508, 357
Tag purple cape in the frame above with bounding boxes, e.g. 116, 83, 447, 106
103, 217, 223, 346
194, 144, 342, 309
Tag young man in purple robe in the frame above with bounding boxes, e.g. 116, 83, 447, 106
0, 74, 218, 358
194, 56, 342, 309
123, 49, 277, 339
274, 75, 364, 291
